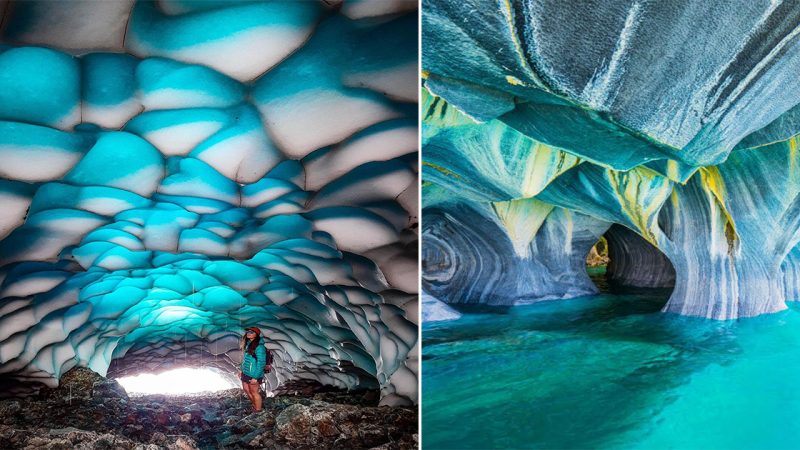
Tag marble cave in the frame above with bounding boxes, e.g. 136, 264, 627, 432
422, 0, 800, 321
420, 2, 800, 449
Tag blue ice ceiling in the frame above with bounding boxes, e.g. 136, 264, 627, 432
0, 0, 418, 406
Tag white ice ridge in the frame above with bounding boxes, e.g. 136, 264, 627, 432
0, 1, 419, 406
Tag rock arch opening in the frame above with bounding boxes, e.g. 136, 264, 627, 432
422, 202, 610, 308
587, 224, 676, 295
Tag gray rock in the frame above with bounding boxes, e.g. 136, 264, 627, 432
92, 379, 129, 400
421, 292, 461, 322
423, 201, 609, 305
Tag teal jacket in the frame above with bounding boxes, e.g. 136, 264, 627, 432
241, 340, 267, 378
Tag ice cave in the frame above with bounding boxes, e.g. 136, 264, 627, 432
0, 0, 419, 415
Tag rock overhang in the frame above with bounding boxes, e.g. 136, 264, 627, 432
422, 0, 800, 320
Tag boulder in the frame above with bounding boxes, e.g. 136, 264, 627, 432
92, 379, 129, 400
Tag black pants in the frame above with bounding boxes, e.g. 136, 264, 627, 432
240, 373, 263, 384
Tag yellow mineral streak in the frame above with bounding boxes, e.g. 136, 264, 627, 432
420, 88, 478, 134
521, 143, 581, 197
670, 189, 680, 211
492, 197, 554, 258
499, 0, 544, 88
700, 166, 725, 199
506, 75, 524, 86
422, 90, 583, 199
607, 167, 672, 245
421, 88, 478, 128
698, 166, 739, 252
422, 161, 461, 179
666, 159, 679, 181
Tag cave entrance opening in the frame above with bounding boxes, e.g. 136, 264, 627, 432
115, 367, 237, 395
586, 235, 610, 291
586, 224, 676, 300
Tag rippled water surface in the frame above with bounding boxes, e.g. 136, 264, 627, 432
422, 290, 800, 449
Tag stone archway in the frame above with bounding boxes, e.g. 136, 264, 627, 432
604, 224, 676, 290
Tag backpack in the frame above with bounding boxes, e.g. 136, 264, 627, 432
263, 347, 273, 373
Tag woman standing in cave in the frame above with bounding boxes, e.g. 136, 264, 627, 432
239, 326, 269, 412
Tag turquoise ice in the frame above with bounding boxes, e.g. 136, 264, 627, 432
0, 0, 418, 406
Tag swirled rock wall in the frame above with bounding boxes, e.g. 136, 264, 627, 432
783, 247, 800, 302
422, 199, 609, 306
0, 0, 419, 406
422, 0, 800, 320
536, 139, 800, 319
424, 0, 800, 170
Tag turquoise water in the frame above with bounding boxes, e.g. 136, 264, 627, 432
422, 290, 800, 449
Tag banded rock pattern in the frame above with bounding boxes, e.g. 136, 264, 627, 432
422, 198, 609, 306
422, 0, 800, 320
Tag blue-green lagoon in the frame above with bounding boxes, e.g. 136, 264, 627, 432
422, 290, 800, 449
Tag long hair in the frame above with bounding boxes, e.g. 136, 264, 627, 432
240, 333, 260, 357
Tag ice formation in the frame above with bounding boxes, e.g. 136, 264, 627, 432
0, 0, 419, 406
423, 0, 800, 320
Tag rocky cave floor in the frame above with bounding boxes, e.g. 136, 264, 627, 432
0, 368, 417, 449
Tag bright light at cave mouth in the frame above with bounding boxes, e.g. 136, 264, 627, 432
116, 368, 237, 395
